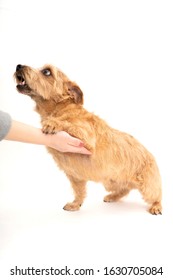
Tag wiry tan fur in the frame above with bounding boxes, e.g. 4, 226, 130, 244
14, 64, 162, 214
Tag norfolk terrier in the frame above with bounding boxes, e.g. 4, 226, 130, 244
14, 64, 162, 214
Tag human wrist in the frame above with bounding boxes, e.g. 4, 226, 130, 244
43, 133, 54, 148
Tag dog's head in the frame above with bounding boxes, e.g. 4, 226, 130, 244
14, 64, 83, 104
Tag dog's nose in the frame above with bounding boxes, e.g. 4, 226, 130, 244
16, 64, 24, 71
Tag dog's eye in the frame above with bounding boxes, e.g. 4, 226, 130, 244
42, 69, 51, 76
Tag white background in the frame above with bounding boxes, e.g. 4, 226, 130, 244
0, 0, 173, 279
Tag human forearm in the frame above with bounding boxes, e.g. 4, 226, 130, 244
5, 120, 48, 145
5, 120, 91, 154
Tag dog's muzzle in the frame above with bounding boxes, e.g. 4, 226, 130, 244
15, 65, 31, 94
16, 64, 24, 71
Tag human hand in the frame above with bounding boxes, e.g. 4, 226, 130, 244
47, 131, 92, 154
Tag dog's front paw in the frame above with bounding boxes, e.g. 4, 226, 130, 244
63, 202, 81, 211
42, 120, 59, 134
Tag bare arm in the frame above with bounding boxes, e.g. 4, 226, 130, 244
5, 120, 92, 154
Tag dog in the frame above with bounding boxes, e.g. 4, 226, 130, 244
14, 64, 162, 214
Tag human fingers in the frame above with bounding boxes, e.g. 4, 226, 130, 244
67, 145, 92, 154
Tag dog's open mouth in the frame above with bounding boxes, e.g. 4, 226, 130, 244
15, 72, 32, 94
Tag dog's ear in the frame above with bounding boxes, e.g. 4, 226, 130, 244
66, 81, 83, 104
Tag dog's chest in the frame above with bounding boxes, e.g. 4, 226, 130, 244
47, 148, 104, 182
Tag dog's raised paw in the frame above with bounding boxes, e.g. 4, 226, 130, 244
63, 202, 81, 211
42, 120, 58, 134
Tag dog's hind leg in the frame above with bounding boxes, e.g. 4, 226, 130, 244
103, 180, 130, 202
136, 162, 162, 215
104, 189, 130, 202
63, 175, 87, 211
139, 184, 162, 215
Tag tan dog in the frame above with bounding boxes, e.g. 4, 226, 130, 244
14, 64, 162, 214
